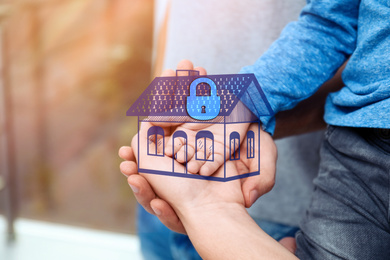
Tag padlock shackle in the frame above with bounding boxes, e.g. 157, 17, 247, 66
189, 77, 217, 97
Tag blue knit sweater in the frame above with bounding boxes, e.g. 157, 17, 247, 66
241, 0, 390, 134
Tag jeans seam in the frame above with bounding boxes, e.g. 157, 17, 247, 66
388, 170, 390, 224
324, 125, 336, 140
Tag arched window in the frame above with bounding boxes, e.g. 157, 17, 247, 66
230, 131, 240, 160
247, 130, 255, 159
172, 130, 187, 174
147, 126, 164, 156
195, 130, 214, 161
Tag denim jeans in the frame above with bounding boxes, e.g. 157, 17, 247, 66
296, 126, 390, 259
137, 204, 299, 260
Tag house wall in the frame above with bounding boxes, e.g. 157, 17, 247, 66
137, 119, 173, 174
225, 123, 260, 179
138, 119, 260, 181
138, 120, 224, 178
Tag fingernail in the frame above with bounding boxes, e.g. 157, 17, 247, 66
249, 190, 259, 206
129, 184, 139, 194
151, 205, 161, 216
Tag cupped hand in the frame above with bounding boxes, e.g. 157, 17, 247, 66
236, 124, 277, 207
119, 124, 277, 233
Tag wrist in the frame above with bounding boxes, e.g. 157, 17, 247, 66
173, 201, 296, 260
176, 201, 247, 228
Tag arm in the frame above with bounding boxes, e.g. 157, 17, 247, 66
120, 62, 345, 233
120, 123, 277, 232
240, 0, 359, 134
178, 203, 297, 260
125, 123, 295, 259
273, 62, 345, 139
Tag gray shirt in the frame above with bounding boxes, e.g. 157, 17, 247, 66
159, 0, 321, 226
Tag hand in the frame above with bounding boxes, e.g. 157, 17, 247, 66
119, 124, 247, 233
119, 143, 187, 234
134, 125, 245, 207
236, 123, 277, 207
120, 130, 293, 260
152, 60, 250, 176
119, 125, 277, 233
120, 59, 277, 232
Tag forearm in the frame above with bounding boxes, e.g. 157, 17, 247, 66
273, 63, 345, 139
177, 203, 297, 260
240, 0, 358, 134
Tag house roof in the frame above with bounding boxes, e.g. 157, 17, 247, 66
126, 73, 273, 119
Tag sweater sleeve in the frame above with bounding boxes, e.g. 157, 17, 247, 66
240, 0, 360, 134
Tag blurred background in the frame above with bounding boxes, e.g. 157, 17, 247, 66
0, 0, 153, 258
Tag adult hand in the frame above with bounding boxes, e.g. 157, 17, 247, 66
120, 120, 247, 229
120, 128, 292, 260
235, 124, 277, 207
119, 144, 186, 234
119, 124, 277, 233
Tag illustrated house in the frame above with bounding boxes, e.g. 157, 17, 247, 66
127, 70, 273, 182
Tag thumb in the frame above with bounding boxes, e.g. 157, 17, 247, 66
242, 128, 277, 207
242, 170, 275, 208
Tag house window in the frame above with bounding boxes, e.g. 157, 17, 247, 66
172, 130, 187, 174
230, 131, 240, 160
247, 130, 255, 159
195, 130, 214, 161
147, 126, 164, 156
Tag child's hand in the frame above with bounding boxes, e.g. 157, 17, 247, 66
132, 126, 245, 211
156, 60, 250, 176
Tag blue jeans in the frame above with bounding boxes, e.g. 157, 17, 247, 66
137, 205, 299, 260
296, 126, 390, 259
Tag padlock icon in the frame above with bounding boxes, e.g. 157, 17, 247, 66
186, 77, 221, 120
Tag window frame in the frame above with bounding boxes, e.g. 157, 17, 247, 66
229, 131, 240, 161
195, 130, 214, 161
247, 130, 255, 159
147, 126, 165, 157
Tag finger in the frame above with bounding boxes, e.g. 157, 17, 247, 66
165, 136, 196, 163
194, 66, 207, 76
242, 128, 277, 207
187, 142, 225, 176
161, 68, 175, 76
165, 136, 185, 157
234, 159, 250, 176
120, 161, 138, 177
150, 198, 187, 234
156, 136, 169, 155
198, 150, 226, 176
118, 146, 135, 161
128, 175, 157, 215
175, 143, 195, 164
176, 59, 194, 71
131, 133, 140, 161
241, 163, 276, 208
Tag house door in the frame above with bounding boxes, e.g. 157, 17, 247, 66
172, 130, 187, 174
